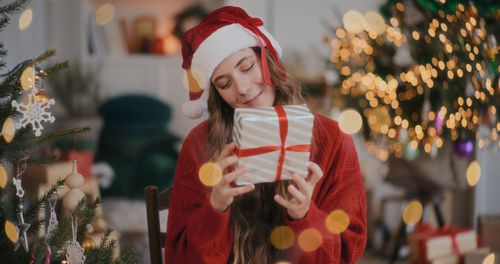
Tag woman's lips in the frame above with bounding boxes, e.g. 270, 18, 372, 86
244, 90, 263, 105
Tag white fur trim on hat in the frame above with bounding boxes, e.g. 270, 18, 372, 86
190, 24, 282, 92
182, 99, 208, 119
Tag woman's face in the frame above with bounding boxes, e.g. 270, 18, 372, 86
211, 48, 276, 109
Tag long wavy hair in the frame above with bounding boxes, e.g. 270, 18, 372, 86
207, 47, 305, 263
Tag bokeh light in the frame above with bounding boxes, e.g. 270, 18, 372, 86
338, 109, 363, 134
343, 10, 364, 34
4, 220, 19, 243
483, 253, 495, 264
325, 209, 350, 234
198, 162, 222, 187
0, 164, 7, 188
363, 12, 386, 35
402, 200, 423, 225
18, 8, 32, 31
270, 226, 295, 250
2, 117, 16, 143
466, 160, 481, 187
298, 228, 323, 252
20, 66, 35, 90
95, 3, 115, 26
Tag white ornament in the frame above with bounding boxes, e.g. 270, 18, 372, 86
11, 87, 55, 137
63, 161, 86, 212
46, 198, 58, 240
66, 218, 85, 264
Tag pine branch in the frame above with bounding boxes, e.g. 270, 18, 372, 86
0, 127, 90, 164
85, 229, 115, 264
43, 60, 69, 76
112, 248, 140, 264
0, 0, 30, 15
0, 15, 9, 31
34, 50, 56, 63
25, 179, 65, 235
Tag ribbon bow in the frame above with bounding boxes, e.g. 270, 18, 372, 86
234, 106, 311, 181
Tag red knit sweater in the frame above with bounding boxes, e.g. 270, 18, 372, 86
164, 114, 367, 263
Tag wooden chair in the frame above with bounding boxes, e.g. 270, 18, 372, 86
145, 185, 173, 264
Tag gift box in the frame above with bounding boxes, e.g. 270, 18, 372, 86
60, 150, 94, 178
463, 247, 491, 264
409, 223, 478, 264
233, 105, 314, 185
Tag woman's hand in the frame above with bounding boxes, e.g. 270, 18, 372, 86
210, 143, 255, 213
274, 162, 324, 220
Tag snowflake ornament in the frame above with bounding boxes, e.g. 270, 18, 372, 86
11, 87, 55, 137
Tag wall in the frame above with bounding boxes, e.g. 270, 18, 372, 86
1, 0, 48, 72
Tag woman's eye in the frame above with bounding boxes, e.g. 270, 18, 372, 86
221, 81, 231, 89
242, 63, 254, 72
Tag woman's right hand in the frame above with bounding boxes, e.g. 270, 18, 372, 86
210, 142, 255, 213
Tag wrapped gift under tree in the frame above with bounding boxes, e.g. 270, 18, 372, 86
233, 105, 314, 185
408, 223, 478, 264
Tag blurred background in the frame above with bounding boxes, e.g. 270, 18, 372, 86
1, 0, 499, 263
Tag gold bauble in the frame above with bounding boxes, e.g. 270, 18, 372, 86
81, 234, 96, 250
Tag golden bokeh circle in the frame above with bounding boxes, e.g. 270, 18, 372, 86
343, 10, 365, 34
0, 164, 8, 188
298, 228, 323, 252
4, 220, 19, 243
270, 226, 295, 250
363, 12, 386, 35
198, 162, 223, 187
18, 8, 33, 31
338, 109, 363, 134
2, 117, 16, 143
466, 160, 481, 187
95, 3, 115, 26
402, 200, 423, 225
325, 209, 350, 234
20, 66, 35, 90
482, 253, 495, 264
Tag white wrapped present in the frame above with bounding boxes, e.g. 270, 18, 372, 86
233, 104, 314, 185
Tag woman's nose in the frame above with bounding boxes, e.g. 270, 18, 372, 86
234, 78, 250, 95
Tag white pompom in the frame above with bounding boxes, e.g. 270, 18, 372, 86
182, 99, 207, 119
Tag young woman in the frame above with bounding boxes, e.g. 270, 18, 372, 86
165, 6, 367, 264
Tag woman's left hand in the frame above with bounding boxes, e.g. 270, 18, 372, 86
274, 161, 324, 220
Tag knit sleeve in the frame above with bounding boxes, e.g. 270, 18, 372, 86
285, 118, 367, 264
164, 125, 232, 264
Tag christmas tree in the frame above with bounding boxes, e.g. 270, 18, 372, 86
325, 0, 499, 161
1, 1, 138, 263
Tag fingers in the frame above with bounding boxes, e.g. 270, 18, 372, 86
217, 142, 236, 161
217, 155, 239, 172
226, 184, 255, 197
287, 184, 306, 203
307, 162, 324, 186
221, 167, 246, 185
274, 194, 299, 211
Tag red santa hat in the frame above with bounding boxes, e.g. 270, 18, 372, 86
181, 6, 284, 118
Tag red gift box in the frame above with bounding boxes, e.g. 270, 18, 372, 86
60, 150, 94, 178
409, 223, 478, 264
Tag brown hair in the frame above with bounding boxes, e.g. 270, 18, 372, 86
207, 47, 305, 263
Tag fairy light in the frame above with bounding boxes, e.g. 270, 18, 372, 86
325, 209, 350, 234
402, 200, 423, 225
270, 226, 295, 250
298, 229, 323, 252
466, 160, 481, 187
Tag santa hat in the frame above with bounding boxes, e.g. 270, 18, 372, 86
181, 6, 284, 118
